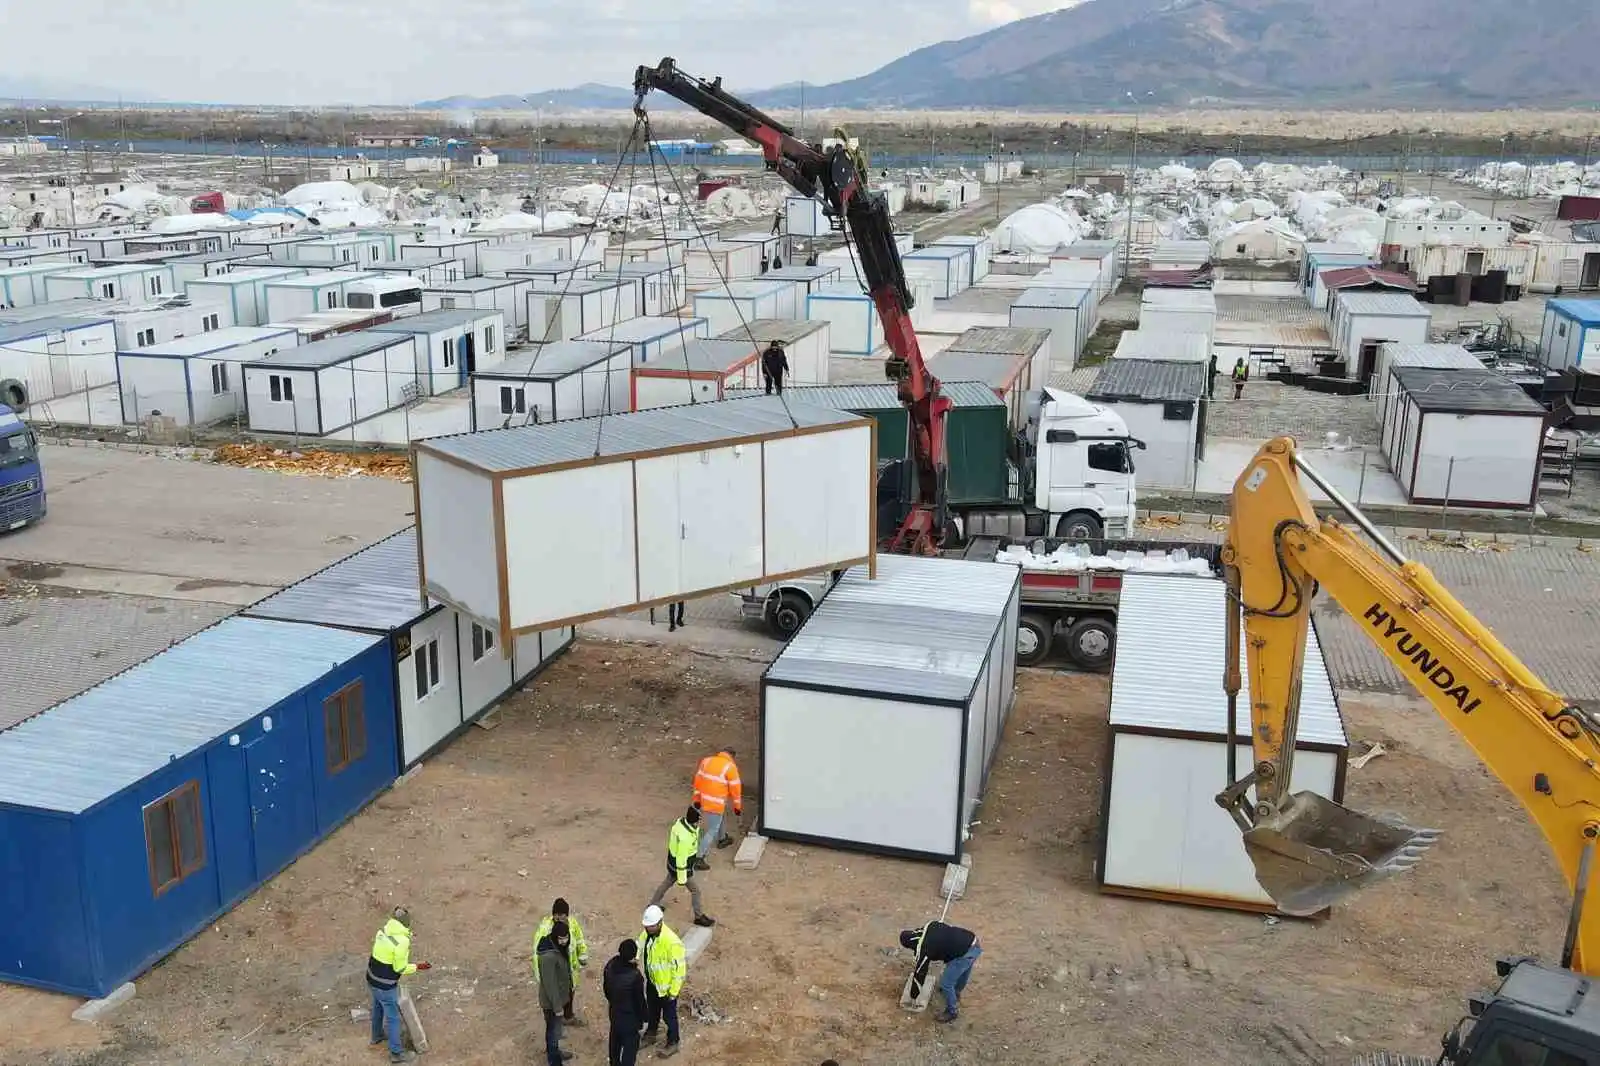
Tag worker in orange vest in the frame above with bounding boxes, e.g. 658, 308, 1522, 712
690, 748, 742, 871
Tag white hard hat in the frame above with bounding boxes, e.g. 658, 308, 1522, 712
642, 905, 665, 926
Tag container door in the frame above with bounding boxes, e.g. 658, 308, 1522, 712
460, 331, 474, 383
1584, 253, 1600, 291
244, 715, 316, 880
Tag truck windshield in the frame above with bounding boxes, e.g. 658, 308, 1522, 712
0, 429, 36, 470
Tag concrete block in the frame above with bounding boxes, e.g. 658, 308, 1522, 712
681, 925, 713, 966
473, 709, 502, 731
940, 853, 973, 901
72, 982, 136, 1022
399, 986, 428, 1052
900, 968, 935, 1013
733, 833, 767, 870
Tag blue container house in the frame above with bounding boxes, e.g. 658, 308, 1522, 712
0, 617, 395, 998
1539, 298, 1600, 373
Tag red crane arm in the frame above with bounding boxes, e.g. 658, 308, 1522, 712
633, 58, 952, 554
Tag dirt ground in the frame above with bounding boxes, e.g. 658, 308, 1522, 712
0, 637, 1572, 1066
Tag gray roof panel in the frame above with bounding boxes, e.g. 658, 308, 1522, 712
1391, 366, 1545, 414
764, 554, 1018, 704
1336, 290, 1429, 317
244, 528, 429, 633
368, 308, 503, 334
927, 350, 1027, 389
473, 340, 631, 380
526, 278, 631, 296
944, 326, 1050, 356
1381, 343, 1484, 372
722, 380, 1003, 410
1112, 329, 1210, 364
1012, 286, 1091, 309
419, 394, 867, 472
427, 276, 526, 293
244, 330, 413, 369
715, 318, 828, 346
0, 315, 111, 342
651, 338, 759, 373
1087, 358, 1207, 402
577, 315, 706, 343
764, 265, 840, 282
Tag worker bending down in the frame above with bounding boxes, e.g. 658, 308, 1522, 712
649, 806, 716, 927
639, 906, 687, 1058
762, 340, 788, 395
899, 920, 981, 1023
366, 905, 431, 1063
690, 747, 742, 870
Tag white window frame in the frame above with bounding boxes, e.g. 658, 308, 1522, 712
499, 385, 525, 415
211, 362, 228, 395
268, 374, 295, 403
484, 324, 496, 353
443, 338, 456, 368
470, 622, 495, 663
413, 637, 442, 699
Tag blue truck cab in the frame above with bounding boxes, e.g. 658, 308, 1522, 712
0, 404, 44, 531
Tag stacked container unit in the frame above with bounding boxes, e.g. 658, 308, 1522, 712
1008, 286, 1094, 370
44, 264, 176, 303
684, 241, 763, 288
0, 616, 396, 998
932, 235, 993, 287
1539, 298, 1600, 373
243, 528, 574, 771
241, 331, 419, 436
785, 196, 829, 238
468, 340, 633, 430
262, 272, 383, 322
368, 308, 507, 395
585, 261, 685, 317
901, 245, 971, 299
1048, 240, 1122, 295
578, 315, 708, 365
1380, 366, 1546, 508
943, 326, 1051, 411
692, 279, 796, 337
421, 277, 534, 337
927, 349, 1037, 431
0, 262, 79, 308
412, 396, 877, 648
1328, 291, 1431, 382
186, 267, 308, 328
1370, 343, 1483, 427
806, 282, 882, 356
526, 278, 641, 343
115, 326, 296, 427
401, 235, 489, 277
1100, 573, 1347, 914
1030, 260, 1104, 302
715, 319, 830, 387
1140, 288, 1217, 349
97, 301, 234, 352
759, 554, 1020, 863
631, 339, 763, 409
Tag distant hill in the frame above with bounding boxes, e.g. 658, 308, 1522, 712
416, 83, 674, 111
0, 76, 160, 105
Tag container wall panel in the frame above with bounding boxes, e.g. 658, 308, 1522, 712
501, 462, 638, 629
416, 452, 501, 620
398, 610, 466, 765
0, 811, 91, 994
634, 446, 764, 601
762, 426, 873, 574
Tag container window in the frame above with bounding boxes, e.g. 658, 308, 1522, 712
323, 680, 367, 774
150, 276, 163, 295
414, 638, 441, 700
484, 325, 496, 353
499, 386, 526, 415
268, 374, 295, 403
143, 780, 205, 896
471, 622, 495, 662
204, 314, 219, 331
211, 363, 228, 395
443, 338, 455, 368
100, 283, 114, 298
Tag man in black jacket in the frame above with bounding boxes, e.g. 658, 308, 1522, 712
761, 340, 789, 395
603, 939, 649, 1066
899, 921, 982, 1023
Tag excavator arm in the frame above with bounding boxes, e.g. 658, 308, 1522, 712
1218, 437, 1600, 973
632, 58, 951, 554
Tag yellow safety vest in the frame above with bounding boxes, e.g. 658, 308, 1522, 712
639, 925, 686, 998
367, 918, 416, 987
532, 914, 589, 971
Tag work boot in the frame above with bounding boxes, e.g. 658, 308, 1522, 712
658, 1043, 681, 1059
563, 1015, 585, 1028
716, 836, 734, 849
390, 1053, 417, 1064
694, 914, 716, 928
692, 857, 711, 872
641, 1030, 659, 1047
933, 1009, 958, 1024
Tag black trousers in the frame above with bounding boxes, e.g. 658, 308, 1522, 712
764, 373, 784, 395
609, 1024, 641, 1066
668, 602, 685, 627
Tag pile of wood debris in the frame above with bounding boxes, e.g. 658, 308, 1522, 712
210, 443, 412, 482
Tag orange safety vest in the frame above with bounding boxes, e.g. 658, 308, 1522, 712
691, 751, 742, 815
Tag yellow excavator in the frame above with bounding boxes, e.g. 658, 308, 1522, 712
1219, 437, 1600, 1063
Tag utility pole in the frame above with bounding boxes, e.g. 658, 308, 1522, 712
1490, 136, 1507, 220
1122, 93, 1147, 284
1583, 132, 1594, 193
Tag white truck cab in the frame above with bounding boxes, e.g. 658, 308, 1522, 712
1029, 388, 1139, 537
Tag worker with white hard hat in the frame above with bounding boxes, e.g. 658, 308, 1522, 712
638, 905, 687, 1058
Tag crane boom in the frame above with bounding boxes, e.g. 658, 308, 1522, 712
632, 58, 952, 554
1218, 437, 1600, 974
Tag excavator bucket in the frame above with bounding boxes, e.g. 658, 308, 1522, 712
1242, 791, 1441, 916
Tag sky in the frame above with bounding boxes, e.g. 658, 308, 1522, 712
0, 0, 1082, 106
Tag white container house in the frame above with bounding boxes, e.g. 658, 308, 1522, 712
942, 326, 1052, 420
468, 340, 633, 431
1140, 288, 1217, 348
785, 196, 829, 238
1381, 366, 1546, 509
0, 314, 116, 405
764, 264, 841, 298
691, 279, 795, 337
603, 240, 682, 269
1527, 241, 1600, 295
167, 249, 270, 291
1085, 359, 1207, 492
1149, 239, 1212, 272
721, 231, 782, 266
1369, 343, 1483, 428
123, 232, 229, 257
1329, 291, 1431, 382
0, 263, 79, 308
242, 331, 419, 436
0, 246, 85, 268
1049, 241, 1122, 295
115, 326, 296, 427
478, 241, 567, 275
96, 300, 234, 351
578, 315, 707, 365
1100, 573, 1347, 914
293, 233, 388, 267
932, 235, 993, 286
401, 236, 490, 277
1009, 286, 1094, 369
262, 271, 383, 322
243, 527, 574, 770
421, 276, 533, 336
806, 283, 882, 356
43, 264, 175, 303
368, 308, 506, 395
1032, 260, 1105, 301
586, 262, 685, 317
901, 245, 971, 299
759, 553, 1020, 862
413, 396, 876, 642
685, 241, 763, 287
186, 267, 308, 327
630, 339, 762, 410
715, 319, 829, 386
526, 278, 641, 343
370, 256, 463, 287
503, 261, 598, 288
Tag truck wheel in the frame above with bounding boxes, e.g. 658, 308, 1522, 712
1064, 617, 1116, 672
767, 593, 811, 640
1055, 511, 1103, 541
0, 379, 26, 410
1017, 613, 1054, 666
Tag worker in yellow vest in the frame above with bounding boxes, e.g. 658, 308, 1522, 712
638, 905, 687, 1058
690, 748, 742, 871
649, 806, 716, 928
533, 897, 590, 1025
366, 905, 431, 1064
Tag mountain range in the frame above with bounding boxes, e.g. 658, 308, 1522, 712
420, 0, 1599, 111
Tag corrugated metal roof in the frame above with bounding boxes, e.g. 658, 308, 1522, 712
905, 245, 968, 261
722, 380, 1003, 410
715, 318, 827, 345
926, 350, 1026, 389
130, 326, 296, 357
1320, 265, 1417, 292
418, 394, 866, 472
944, 326, 1049, 357
578, 315, 705, 343
765, 265, 840, 282
764, 554, 1017, 703
429, 276, 526, 293
1335, 291, 1428, 317
1052, 240, 1121, 257
1087, 358, 1206, 402
1392, 366, 1545, 414
603, 261, 676, 278
0, 315, 110, 342
1012, 286, 1091, 309
0, 299, 105, 324
647, 339, 758, 373
244, 330, 412, 369
1549, 298, 1600, 325
245, 528, 427, 633
694, 279, 789, 300
1142, 289, 1217, 311
0, 617, 385, 813
474, 339, 631, 380
1382, 343, 1483, 372
1113, 329, 1210, 363
1109, 574, 1346, 746
368, 308, 502, 334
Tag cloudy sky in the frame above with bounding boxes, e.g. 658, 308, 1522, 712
0, 0, 1082, 105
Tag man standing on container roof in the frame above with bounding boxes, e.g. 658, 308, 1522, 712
648, 806, 716, 928
366, 905, 431, 1063
761, 339, 788, 395
689, 748, 742, 871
